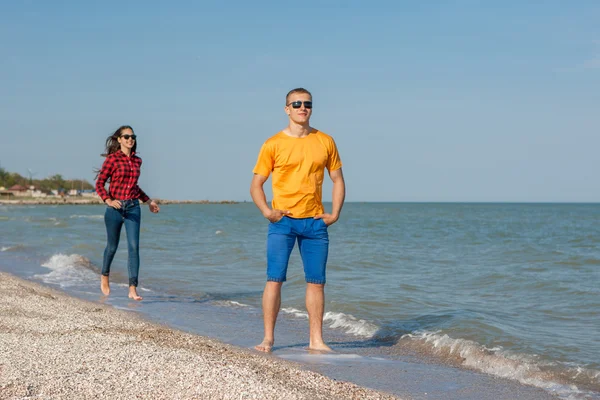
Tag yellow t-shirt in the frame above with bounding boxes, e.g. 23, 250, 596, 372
253, 130, 342, 218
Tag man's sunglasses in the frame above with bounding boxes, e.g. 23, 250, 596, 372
286, 101, 313, 109
121, 134, 137, 140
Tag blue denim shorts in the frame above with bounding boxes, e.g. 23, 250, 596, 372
267, 216, 329, 284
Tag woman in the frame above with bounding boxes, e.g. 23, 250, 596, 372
95, 125, 159, 301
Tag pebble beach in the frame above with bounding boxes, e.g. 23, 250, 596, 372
0, 272, 397, 400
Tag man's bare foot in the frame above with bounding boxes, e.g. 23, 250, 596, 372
101, 276, 110, 296
128, 287, 143, 301
254, 339, 274, 353
308, 342, 333, 353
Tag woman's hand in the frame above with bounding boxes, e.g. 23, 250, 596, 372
105, 199, 121, 209
149, 200, 160, 213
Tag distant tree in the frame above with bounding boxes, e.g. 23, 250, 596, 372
0, 169, 93, 192
49, 174, 66, 189
0, 167, 8, 187
4, 172, 20, 188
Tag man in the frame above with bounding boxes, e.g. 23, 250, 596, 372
250, 88, 346, 353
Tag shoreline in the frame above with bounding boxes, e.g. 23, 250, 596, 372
0, 199, 239, 205
0, 270, 563, 400
0, 272, 396, 399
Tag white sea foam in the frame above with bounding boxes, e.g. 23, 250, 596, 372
227, 301, 249, 307
324, 312, 379, 338
70, 215, 103, 220
110, 282, 151, 292
281, 308, 379, 338
281, 307, 309, 319
402, 331, 600, 399
213, 300, 251, 308
1, 245, 24, 252
215, 230, 223, 235
35, 254, 98, 288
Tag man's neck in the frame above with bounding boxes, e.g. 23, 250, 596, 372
284, 122, 313, 138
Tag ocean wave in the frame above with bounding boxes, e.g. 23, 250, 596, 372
1, 244, 25, 252
35, 254, 100, 288
399, 331, 600, 399
281, 307, 379, 338
226, 300, 249, 307
70, 215, 104, 220
324, 312, 379, 338
281, 307, 308, 319
213, 300, 251, 308
45, 217, 64, 226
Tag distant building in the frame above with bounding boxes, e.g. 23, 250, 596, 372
31, 187, 51, 198
8, 184, 29, 197
9, 184, 27, 191
0, 190, 15, 199
81, 190, 99, 198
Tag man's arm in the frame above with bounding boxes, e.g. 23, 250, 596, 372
250, 174, 271, 217
329, 168, 345, 221
314, 167, 345, 226
250, 173, 290, 222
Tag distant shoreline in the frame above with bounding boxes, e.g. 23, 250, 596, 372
0, 198, 239, 205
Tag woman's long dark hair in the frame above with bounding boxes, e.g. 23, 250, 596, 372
94, 125, 137, 179
101, 125, 137, 157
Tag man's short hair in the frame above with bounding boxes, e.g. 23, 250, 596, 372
286, 88, 312, 104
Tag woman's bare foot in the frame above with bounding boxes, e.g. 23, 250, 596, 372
101, 276, 110, 296
308, 342, 333, 353
128, 286, 143, 301
254, 339, 274, 353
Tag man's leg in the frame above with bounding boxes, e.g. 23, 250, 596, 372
299, 218, 331, 352
256, 281, 283, 352
255, 217, 295, 352
306, 282, 331, 351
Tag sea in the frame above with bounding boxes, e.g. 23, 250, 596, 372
0, 202, 599, 399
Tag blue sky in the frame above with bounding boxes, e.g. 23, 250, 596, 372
1, 1, 598, 202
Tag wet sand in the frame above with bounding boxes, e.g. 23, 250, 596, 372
0, 272, 396, 399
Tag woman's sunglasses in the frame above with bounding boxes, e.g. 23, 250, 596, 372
121, 134, 137, 140
287, 101, 313, 109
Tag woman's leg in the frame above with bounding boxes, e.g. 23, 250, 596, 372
123, 202, 142, 300
101, 206, 123, 295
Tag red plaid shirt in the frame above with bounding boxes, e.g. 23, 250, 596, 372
95, 150, 150, 202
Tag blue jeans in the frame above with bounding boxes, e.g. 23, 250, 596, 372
267, 216, 329, 284
102, 199, 141, 287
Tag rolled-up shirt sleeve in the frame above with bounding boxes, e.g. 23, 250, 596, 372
136, 186, 150, 203
95, 157, 114, 201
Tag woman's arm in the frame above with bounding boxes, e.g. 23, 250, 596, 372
95, 157, 114, 202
